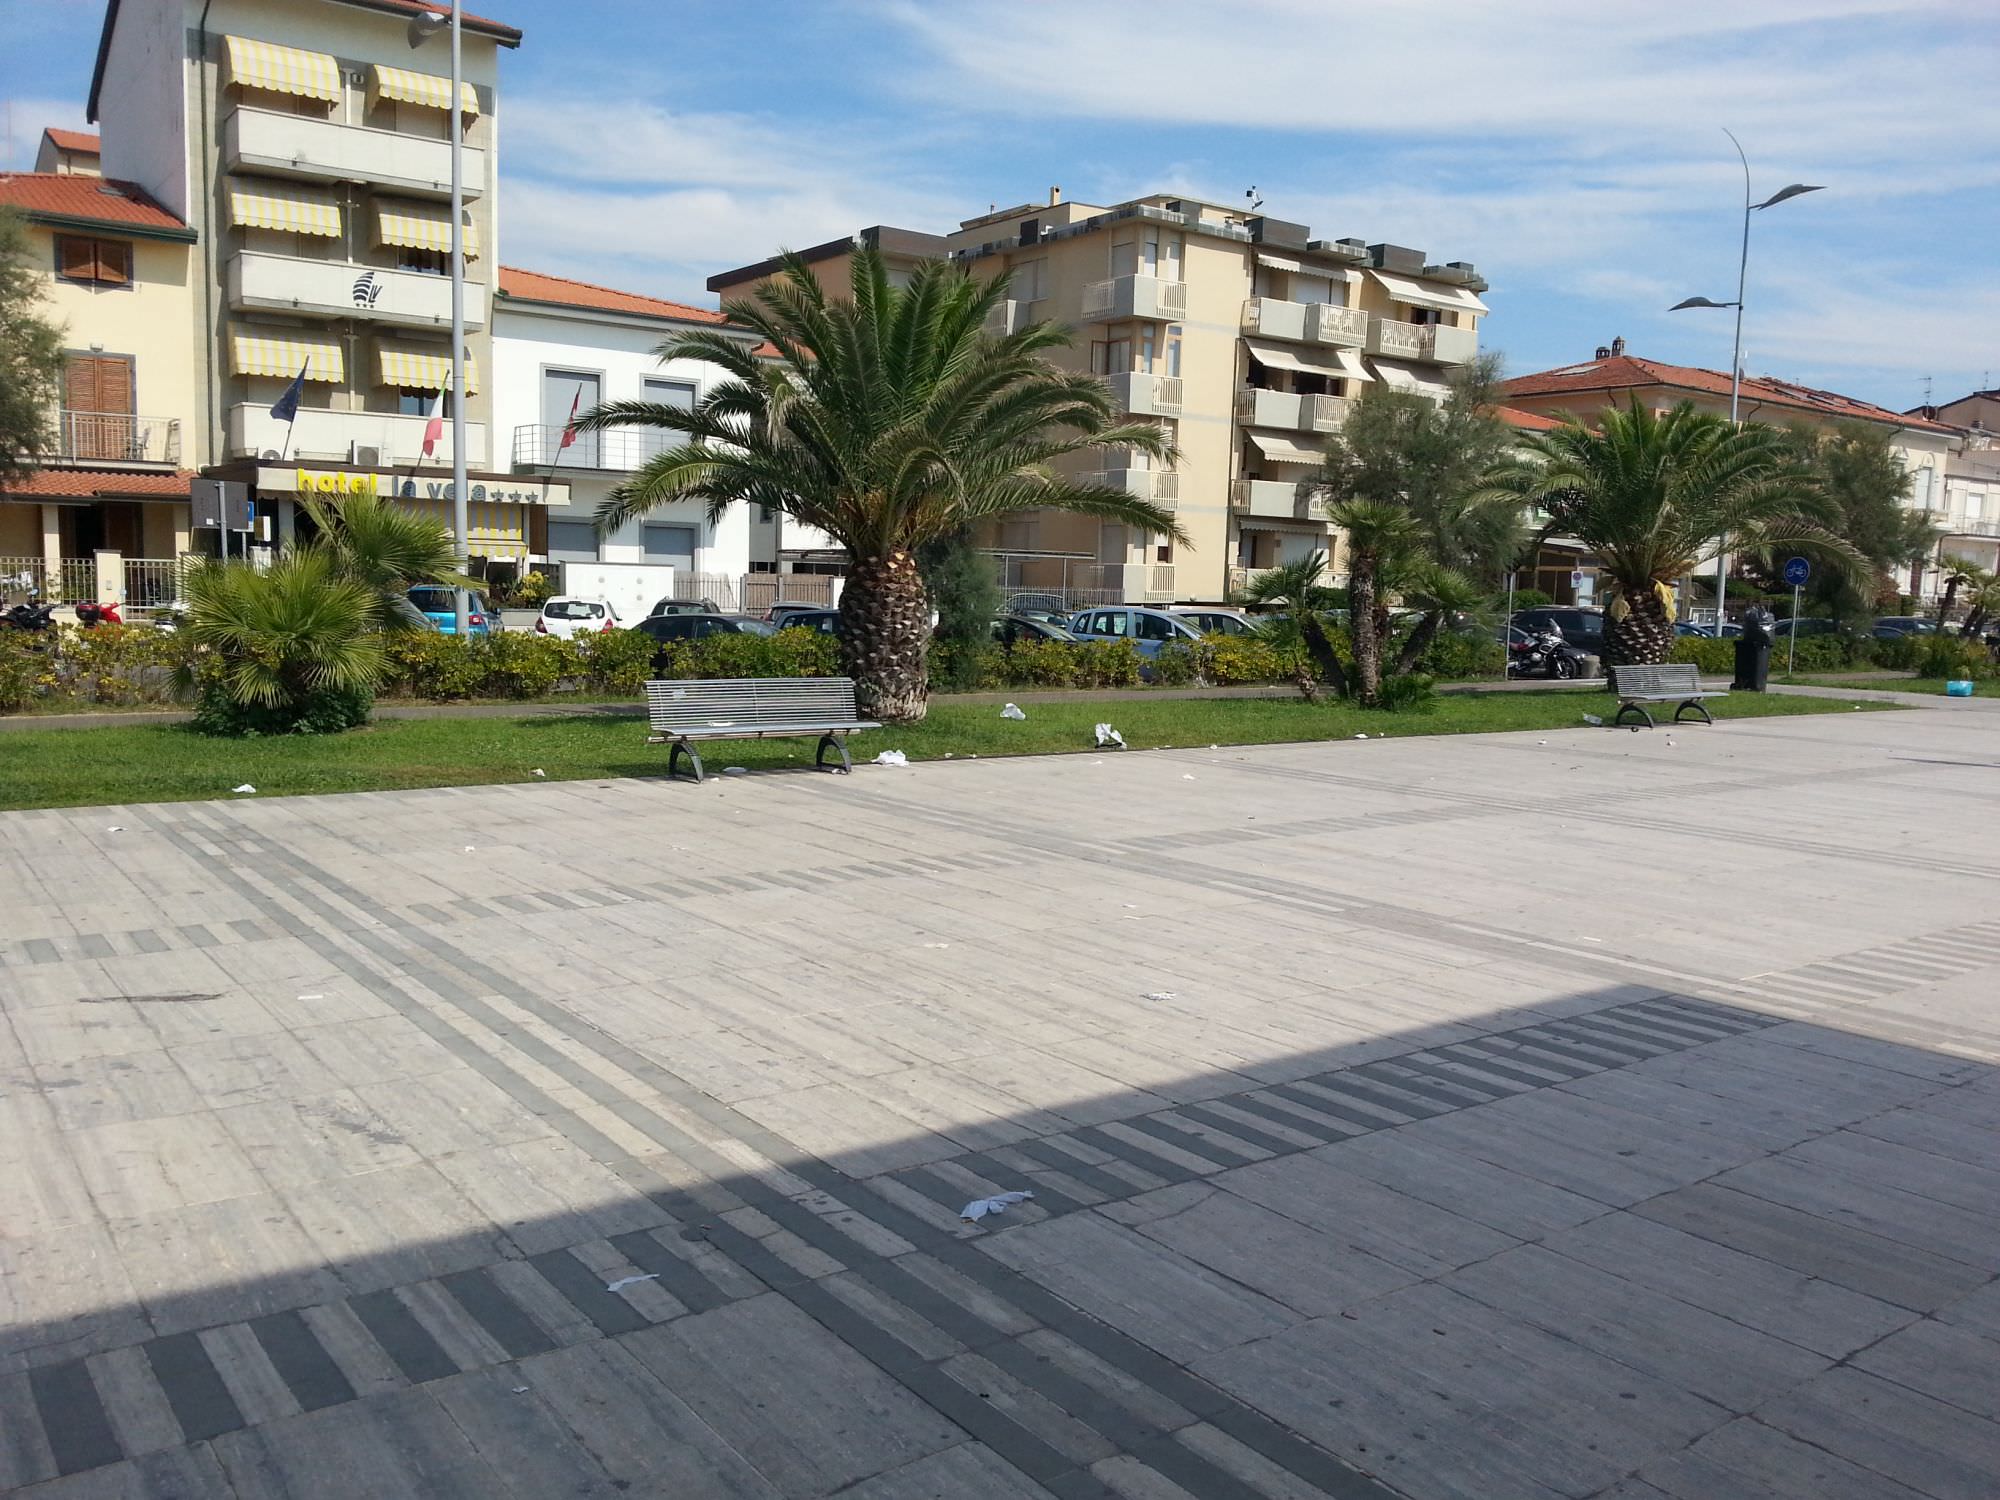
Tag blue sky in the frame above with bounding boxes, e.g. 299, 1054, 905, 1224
6, 0, 1995, 409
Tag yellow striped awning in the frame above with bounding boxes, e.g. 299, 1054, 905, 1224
368, 64, 479, 118
395, 499, 530, 558
222, 35, 341, 104
228, 184, 341, 237
373, 201, 481, 260
230, 330, 344, 383
376, 343, 480, 394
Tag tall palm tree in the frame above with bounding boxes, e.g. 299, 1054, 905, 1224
1241, 551, 1346, 695
1482, 398, 1857, 665
298, 490, 469, 631
1327, 499, 1423, 706
576, 248, 1187, 721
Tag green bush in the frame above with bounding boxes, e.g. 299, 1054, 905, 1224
1919, 636, 1996, 681
573, 627, 656, 696
0, 634, 42, 711
470, 632, 573, 699
932, 640, 1004, 690
381, 631, 486, 700
1874, 636, 1924, 671
190, 675, 373, 736
1149, 642, 1200, 686
1416, 632, 1505, 680
1375, 673, 1438, 712
653, 626, 840, 681
1200, 635, 1292, 685
1670, 638, 1737, 673
50, 624, 190, 704
1003, 638, 1076, 687
1071, 640, 1142, 688
1505, 589, 1551, 612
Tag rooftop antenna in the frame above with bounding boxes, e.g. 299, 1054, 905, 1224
1245, 186, 1264, 213
1922, 375, 1934, 406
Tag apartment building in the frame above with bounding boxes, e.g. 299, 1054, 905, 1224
493, 267, 771, 585
84, 0, 564, 560
0, 168, 198, 605
33, 128, 104, 176
710, 193, 1489, 602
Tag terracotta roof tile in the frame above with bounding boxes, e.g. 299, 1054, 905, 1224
1491, 404, 1562, 433
41, 127, 101, 155
348, 0, 521, 43
0, 173, 191, 235
498, 266, 731, 324
1501, 354, 1958, 435
1, 468, 195, 500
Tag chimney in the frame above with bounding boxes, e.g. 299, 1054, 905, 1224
1594, 345, 1611, 360
1049, 186, 1062, 207
1610, 335, 1626, 356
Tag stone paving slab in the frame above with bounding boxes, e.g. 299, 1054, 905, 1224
3, 707, 1999, 1497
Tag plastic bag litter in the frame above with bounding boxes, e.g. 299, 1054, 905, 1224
873, 750, 909, 766
961, 1190, 1034, 1223
1000, 702, 1027, 720
604, 1273, 660, 1292
231, 783, 256, 794
1142, 990, 1177, 1002
1094, 723, 1125, 748
1181, 773, 1196, 781
531, 768, 546, 778
1354, 733, 1368, 740
1582, 713, 1604, 726
106, 826, 124, 833
722, 766, 749, 776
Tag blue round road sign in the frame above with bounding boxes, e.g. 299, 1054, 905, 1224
1783, 557, 1811, 587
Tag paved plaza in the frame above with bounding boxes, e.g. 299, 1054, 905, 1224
3, 705, 1999, 1499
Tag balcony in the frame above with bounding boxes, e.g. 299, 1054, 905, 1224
224, 107, 485, 199
1081, 274, 1187, 323
985, 299, 1034, 336
1942, 519, 2000, 538
1365, 317, 1479, 366
1230, 478, 1323, 520
1235, 388, 1352, 434
1105, 371, 1184, 417
1086, 468, 1180, 507
511, 424, 675, 472
49, 409, 181, 466
228, 252, 488, 329
1239, 299, 1368, 349
227, 404, 487, 466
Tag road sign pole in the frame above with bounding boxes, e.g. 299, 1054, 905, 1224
1788, 584, 1800, 676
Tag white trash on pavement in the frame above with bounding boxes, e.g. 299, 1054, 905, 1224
1582, 713, 1604, 726
231, 784, 257, 794
1000, 703, 1028, 720
960, 1190, 1034, 1223
1094, 723, 1125, 748
604, 1273, 660, 1293
873, 750, 909, 766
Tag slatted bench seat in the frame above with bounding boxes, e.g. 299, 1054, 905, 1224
645, 677, 880, 783
1608, 662, 1727, 729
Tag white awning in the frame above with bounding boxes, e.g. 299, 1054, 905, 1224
1247, 432, 1324, 465
1368, 270, 1489, 316
223, 35, 341, 103
1371, 359, 1452, 402
368, 64, 480, 118
1235, 516, 1327, 535
1255, 252, 1305, 274
1245, 339, 1372, 382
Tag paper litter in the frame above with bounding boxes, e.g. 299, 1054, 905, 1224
531, 768, 546, 778
1181, 773, 1196, 781
1094, 723, 1125, 748
1000, 703, 1028, 720
873, 750, 909, 767
106, 826, 124, 833
231, 784, 257, 794
722, 766, 749, 776
1354, 733, 1368, 740
604, 1273, 660, 1293
1142, 991, 1177, 1002
1582, 713, 1604, 726
960, 1190, 1034, 1223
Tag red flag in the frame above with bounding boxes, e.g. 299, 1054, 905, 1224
558, 386, 582, 451
420, 376, 448, 459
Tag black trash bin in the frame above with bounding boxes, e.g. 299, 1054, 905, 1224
1733, 607, 1773, 691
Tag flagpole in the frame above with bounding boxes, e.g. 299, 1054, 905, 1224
447, 0, 470, 635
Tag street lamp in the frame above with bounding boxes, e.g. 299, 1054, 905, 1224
408, 2, 470, 636
1671, 129, 1823, 626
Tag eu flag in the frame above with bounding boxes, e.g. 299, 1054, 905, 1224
269, 362, 308, 424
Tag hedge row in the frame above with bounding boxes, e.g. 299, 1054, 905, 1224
1669, 633, 1929, 675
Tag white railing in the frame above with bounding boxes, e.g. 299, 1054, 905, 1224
987, 551, 1119, 594
1082, 274, 1187, 321
227, 403, 488, 466
1307, 394, 1352, 433
1241, 297, 1307, 341
511, 423, 672, 472
1944, 519, 2000, 537
1226, 565, 1251, 598
1307, 303, 1368, 346
1148, 564, 1177, 598
225, 106, 485, 199
229, 251, 488, 330
1088, 469, 1179, 504
1107, 371, 1183, 416
1367, 317, 1429, 359
0, 557, 50, 601
53, 410, 181, 465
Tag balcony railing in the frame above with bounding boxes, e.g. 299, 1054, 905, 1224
224, 106, 485, 199
1365, 317, 1479, 366
1943, 519, 2000, 537
1230, 478, 1318, 519
1225, 565, 1251, 598
228, 251, 488, 329
227, 403, 488, 466
511, 423, 675, 472
1241, 296, 1307, 341
1105, 370, 1184, 417
50, 409, 182, 466
1307, 303, 1369, 347
1086, 468, 1180, 505
1240, 299, 1369, 349
1081, 274, 1187, 322
1235, 388, 1348, 434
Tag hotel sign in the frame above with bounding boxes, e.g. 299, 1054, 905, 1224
256, 467, 567, 507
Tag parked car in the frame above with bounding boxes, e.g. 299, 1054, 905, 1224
630, 613, 775, 644
1170, 607, 1258, 637
1768, 616, 1844, 638
1871, 615, 1939, 639
1511, 606, 1605, 653
777, 608, 841, 635
647, 598, 721, 618
763, 600, 827, 626
408, 585, 496, 636
534, 596, 620, 639
989, 613, 1076, 646
1067, 605, 1204, 658
1675, 622, 1714, 638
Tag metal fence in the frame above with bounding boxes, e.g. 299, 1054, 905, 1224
123, 557, 188, 609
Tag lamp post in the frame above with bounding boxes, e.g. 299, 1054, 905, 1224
1670, 130, 1823, 628
409, 2, 470, 635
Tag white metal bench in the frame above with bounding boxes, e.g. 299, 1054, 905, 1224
644, 677, 880, 783
1608, 662, 1726, 729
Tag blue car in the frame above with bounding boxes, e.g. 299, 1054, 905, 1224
1067, 605, 1204, 658
408, 585, 495, 636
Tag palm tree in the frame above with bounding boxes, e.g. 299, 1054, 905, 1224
1241, 551, 1346, 695
298, 490, 469, 631
1391, 562, 1485, 677
1327, 499, 1423, 705
575, 248, 1187, 721
1937, 554, 1997, 634
1482, 398, 1857, 665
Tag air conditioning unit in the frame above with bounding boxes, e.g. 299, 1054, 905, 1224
350, 443, 382, 467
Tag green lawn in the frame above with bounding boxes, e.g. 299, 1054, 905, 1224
0, 690, 1898, 812
1790, 675, 1999, 698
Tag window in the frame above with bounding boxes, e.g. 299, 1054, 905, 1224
544, 369, 601, 466
1967, 492, 1986, 521
1166, 326, 1182, 379
1134, 611, 1175, 641
1155, 538, 1173, 564
544, 600, 606, 621
396, 388, 454, 417
62, 354, 135, 459
1011, 257, 1047, 303
1140, 328, 1155, 372
643, 377, 696, 411
55, 235, 131, 288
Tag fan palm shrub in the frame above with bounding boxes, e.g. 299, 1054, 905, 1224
575, 247, 1186, 721
1242, 551, 1347, 695
299, 489, 471, 630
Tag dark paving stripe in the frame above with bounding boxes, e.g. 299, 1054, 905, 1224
227, 918, 269, 942
1548, 1017, 1678, 1057
1351, 1061, 1490, 1109
1008, 1136, 1155, 1199
529, 1249, 652, 1336
24, 937, 59, 963
606, 1229, 733, 1315
1459, 1034, 1597, 1077
1265, 1081, 1396, 1133
348, 1289, 460, 1384
1392, 1054, 1524, 1098
122, 928, 169, 954
28, 1360, 123, 1476
1069, 1124, 1206, 1183
1117, 1114, 1244, 1170
174, 923, 220, 947
1514, 1026, 1646, 1065
1209, 1089, 1355, 1144
950, 1150, 1092, 1215
1599, 1008, 1732, 1046
144, 1332, 245, 1443
1304, 1072, 1444, 1121
249, 1310, 357, 1413
439, 1268, 558, 1359
78, 932, 115, 959
1172, 1101, 1307, 1158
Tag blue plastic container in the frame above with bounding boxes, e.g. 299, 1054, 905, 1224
1945, 680, 1974, 697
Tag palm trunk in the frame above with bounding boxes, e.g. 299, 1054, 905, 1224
1393, 608, 1443, 677
1298, 610, 1349, 697
1347, 551, 1382, 707
1606, 582, 1672, 665
838, 550, 931, 723
1935, 577, 1961, 626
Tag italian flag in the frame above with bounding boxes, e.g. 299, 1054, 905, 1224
421, 373, 450, 459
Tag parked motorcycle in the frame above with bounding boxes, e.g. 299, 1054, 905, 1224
1506, 624, 1589, 680
72, 600, 123, 628
1, 601, 57, 632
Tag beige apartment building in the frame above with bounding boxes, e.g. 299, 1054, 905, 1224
84, 0, 562, 560
711, 193, 1489, 602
